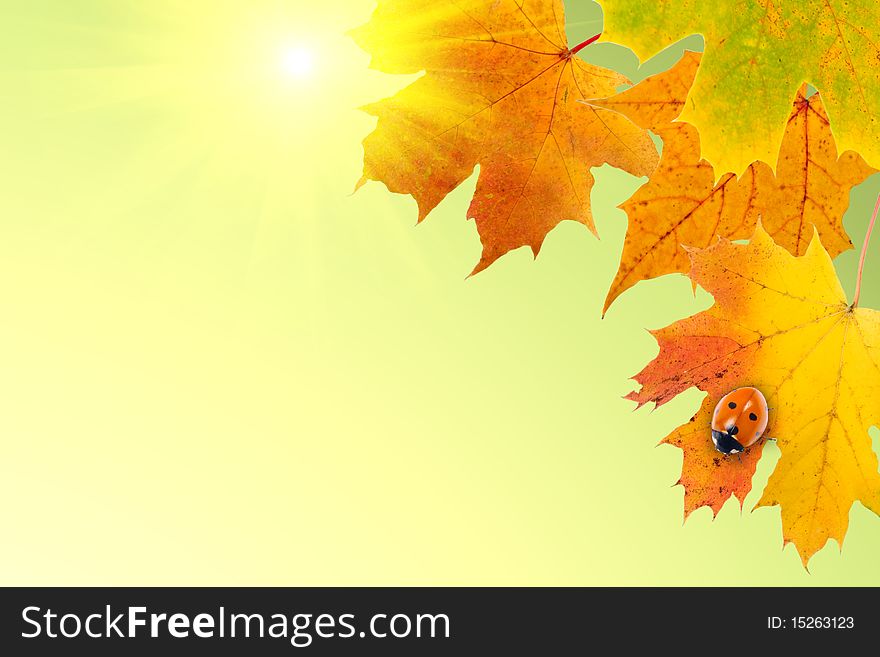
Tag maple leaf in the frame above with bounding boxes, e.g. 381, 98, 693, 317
586, 52, 876, 315
351, 0, 659, 273
628, 223, 880, 566
597, 0, 880, 176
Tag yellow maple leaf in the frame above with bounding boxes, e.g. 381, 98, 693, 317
598, 0, 880, 176
585, 52, 876, 314
351, 0, 659, 272
629, 221, 880, 566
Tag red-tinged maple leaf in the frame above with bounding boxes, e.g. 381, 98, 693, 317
629, 221, 880, 566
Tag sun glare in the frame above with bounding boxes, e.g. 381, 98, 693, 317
281, 47, 316, 79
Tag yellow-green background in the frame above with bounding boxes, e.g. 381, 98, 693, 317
2, 1, 879, 585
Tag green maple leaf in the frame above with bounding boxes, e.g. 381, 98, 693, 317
598, 0, 880, 175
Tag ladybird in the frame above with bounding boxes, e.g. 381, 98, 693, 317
711, 387, 769, 455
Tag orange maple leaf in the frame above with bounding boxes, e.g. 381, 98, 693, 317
586, 52, 876, 314
629, 223, 880, 566
351, 0, 659, 273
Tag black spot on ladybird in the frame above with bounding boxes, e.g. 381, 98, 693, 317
728, 402, 736, 409
749, 412, 758, 421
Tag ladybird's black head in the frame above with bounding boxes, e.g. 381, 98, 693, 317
712, 429, 745, 455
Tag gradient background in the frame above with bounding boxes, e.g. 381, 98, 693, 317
2, 1, 879, 585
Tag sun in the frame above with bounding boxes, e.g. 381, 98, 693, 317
281, 46, 316, 79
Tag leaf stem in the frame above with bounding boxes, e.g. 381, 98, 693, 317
569, 33, 602, 56
852, 193, 880, 309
